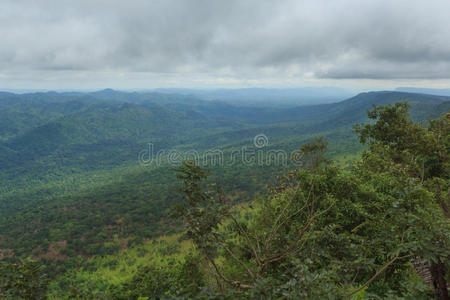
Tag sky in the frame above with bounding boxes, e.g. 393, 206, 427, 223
1, 0, 450, 90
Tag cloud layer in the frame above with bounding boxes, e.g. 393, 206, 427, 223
1, 0, 450, 88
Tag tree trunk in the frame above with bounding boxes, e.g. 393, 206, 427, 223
430, 257, 448, 300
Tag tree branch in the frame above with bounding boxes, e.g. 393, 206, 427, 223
264, 203, 334, 266
346, 254, 412, 297
265, 182, 314, 253
229, 213, 261, 266
220, 241, 256, 281
206, 256, 255, 290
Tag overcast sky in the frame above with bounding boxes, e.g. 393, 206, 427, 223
1, 0, 450, 90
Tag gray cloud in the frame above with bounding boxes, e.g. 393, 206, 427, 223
1, 0, 450, 88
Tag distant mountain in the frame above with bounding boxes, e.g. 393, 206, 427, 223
0, 101, 226, 180
396, 87, 450, 97
1, 89, 447, 181
0, 93, 91, 141
1, 89, 448, 158
0, 91, 206, 141
324, 91, 450, 122
152, 87, 354, 106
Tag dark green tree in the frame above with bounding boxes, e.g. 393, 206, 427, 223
355, 103, 449, 299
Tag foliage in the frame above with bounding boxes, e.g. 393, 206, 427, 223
110, 253, 205, 299
49, 235, 192, 298
0, 259, 49, 299
0, 90, 448, 298
355, 103, 449, 299
1, 91, 446, 265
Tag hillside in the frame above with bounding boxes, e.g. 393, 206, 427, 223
0, 90, 448, 263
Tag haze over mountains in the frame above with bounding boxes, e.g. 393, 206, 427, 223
395, 87, 450, 97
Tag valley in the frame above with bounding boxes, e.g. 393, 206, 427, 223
0, 90, 449, 298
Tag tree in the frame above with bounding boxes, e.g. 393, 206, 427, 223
175, 129, 448, 298
355, 103, 449, 299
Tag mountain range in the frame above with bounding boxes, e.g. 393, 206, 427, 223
0, 89, 448, 261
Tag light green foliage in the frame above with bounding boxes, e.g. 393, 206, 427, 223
48, 235, 194, 299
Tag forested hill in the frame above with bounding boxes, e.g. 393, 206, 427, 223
0, 90, 448, 263
274, 91, 450, 125
1, 89, 448, 189
2, 90, 447, 180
